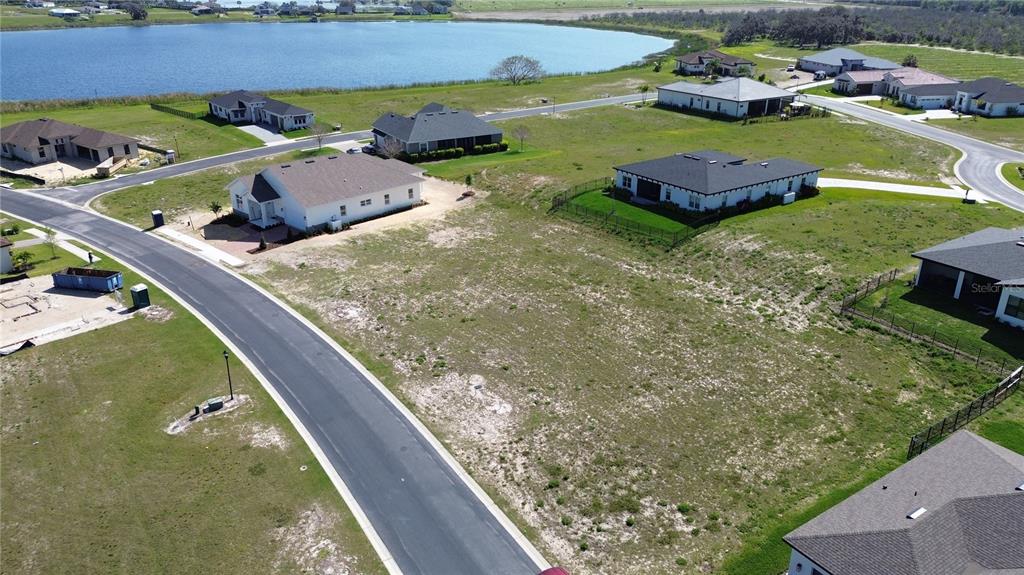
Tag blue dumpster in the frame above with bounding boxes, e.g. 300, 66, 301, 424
52, 267, 123, 293
151, 210, 165, 228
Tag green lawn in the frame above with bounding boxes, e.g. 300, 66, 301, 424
2, 243, 85, 280
1, 106, 264, 163
424, 146, 557, 180
1002, 163, 1024, 191
568, 189, 688, 233
862, 99, 926, 115
854, 277, 1024, 365
930, 117, 1024, 152
0, 214, 46, 243
0, 248, 384, 575
797, 84, 843, 98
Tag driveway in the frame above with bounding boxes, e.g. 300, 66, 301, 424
236, 124, 290, 145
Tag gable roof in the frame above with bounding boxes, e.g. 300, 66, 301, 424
912, 227, 1024, 283
240, 154, 425, 209
675, 49, 754, 67
1, 118, 137, 149
956, 77, 1024, 104
903, 83, 961, 97
658, 77, 796, 102
837, 69, 889, 83
884, 67, 957, 87
798, 47, 899, 70
371, 103, 502, 145
614, 150, 821, 196
785, 431, 1024, 575
208, 90, 313, 117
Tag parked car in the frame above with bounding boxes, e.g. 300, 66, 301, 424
361, 144, 377, 155
346, 147, 361, 154
814, 70, 828, 81
786, 64, 795, 72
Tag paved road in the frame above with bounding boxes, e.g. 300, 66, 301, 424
804, 95, 1024, 212
0, 191, 543, 575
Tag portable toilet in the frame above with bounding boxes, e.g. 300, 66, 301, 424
165, 149, 176, 164
130, 283, 150, 309
151, 210, 164, 228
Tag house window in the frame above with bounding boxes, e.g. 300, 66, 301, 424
688, 194, 700, 209
38, 147, 46, 158
716, 101, 722, 112
360, 199, 372, 207
235, 194, 243, 209
665, 189, 672, 201
689, 97, 694, 107
340, 205, 347, 216
107, 147, 114, 157
1005, 295, 1024, 320
622, 175, 633, 189
384, 194, 390, 205
408, 188, 414, 199
123, 144, 131, 155
788, 179, 794, 192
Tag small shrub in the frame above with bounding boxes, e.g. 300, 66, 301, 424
579, 540, 589, 551
676, 557, 688, 566
561, 515, 572, 526
546, 479, 560, 489
676, 503, 692, 514
625, 516, 636, 527
556, 496, 565, 505
691, 528, 701, 537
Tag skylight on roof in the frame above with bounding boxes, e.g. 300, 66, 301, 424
907, 507, 927, 520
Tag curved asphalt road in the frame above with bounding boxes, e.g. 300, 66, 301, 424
0, 190, 542, 575
804, 95, 1024, 212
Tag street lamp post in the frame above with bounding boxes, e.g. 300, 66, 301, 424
223, 350, 234, 401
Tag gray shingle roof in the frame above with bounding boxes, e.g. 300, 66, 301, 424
614, 150, 821, 196
1, 118, 137, 149
957, 77, 1024, 104
903, 83, 960, 97
798, 47, 900, 70
658, 77, 796, 102
240, 154, 425, 209
912, 227, 1024, 282
785, 431, 1024, 575
208, 90, 313, 117
675, 49, 754, 67
371, 103, 502, 145
249, 173, 280, 202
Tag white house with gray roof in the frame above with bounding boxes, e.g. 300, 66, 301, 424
912, 227, 1024, 329
657, 78, 798, 118
797, 47, 899, 77
1, 118, 138, 166
226, 154, 425, 232
208, 90, 315, 132
613, 150, 821, 211
371, 103, 503, 154
785, 430, 1024, 575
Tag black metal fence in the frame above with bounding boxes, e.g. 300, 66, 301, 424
839, 269, 1015, 373
907, 366, 1023, 459
550, 177, 612, 210
150, 103, 206, 120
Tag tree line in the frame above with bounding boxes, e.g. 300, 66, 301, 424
839, 0, 1024, 16
582, 4, 1024, 55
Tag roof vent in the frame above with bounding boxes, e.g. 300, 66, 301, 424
760, 162, 768, 167
281, 164, 291, 168
1017, 482, 1024, 491
304, 159, 315, 164
907, 507, 927, 520
708, 160, 717, 164
328, 155, 338, 160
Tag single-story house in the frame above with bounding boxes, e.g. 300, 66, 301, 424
953, 77, 1024, 117
208, 90, 315, 132
371, 103, 503, 155
1, 118, 139, 166
912, 227, 1024, 329
25, 1, 56, 8
883, 67, 958, 100
48, 7, 81, 17
657, 78, 798, 118
797, 47, 899, 77
226, 153, 425, 232
674, 49, 755, 77
335, 4, 354, 14
1, 237, 13, 275
613, 150, 821, 212
785, 430, 1024, 575
832, 69, 889, 96
190, 5, 212, 14
899, 82, 958, 110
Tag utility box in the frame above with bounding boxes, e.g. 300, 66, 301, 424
130, 283, 150, 309
151, 210, 164, 228
782, 192, 797, 205
52, 267, 123, 293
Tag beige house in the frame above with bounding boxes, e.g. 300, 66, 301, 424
1, 119, 138, 166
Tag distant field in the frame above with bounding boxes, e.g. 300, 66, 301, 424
0, 247, 384, 575
929, 116, 1024, 152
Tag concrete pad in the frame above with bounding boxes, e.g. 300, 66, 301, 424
0, 156, 97, 185
236, 124, 288, 145
0, 275, 133, 351
152, 227, 245, 267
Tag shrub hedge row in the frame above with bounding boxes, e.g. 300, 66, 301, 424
404, 141, 509, 163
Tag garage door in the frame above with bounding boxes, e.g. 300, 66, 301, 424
637, 179, 661, 202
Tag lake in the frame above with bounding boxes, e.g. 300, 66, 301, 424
0, 22, 673, 101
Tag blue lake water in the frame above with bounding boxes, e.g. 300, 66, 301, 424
0, 22, 673, 101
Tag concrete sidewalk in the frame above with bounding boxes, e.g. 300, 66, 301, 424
152, 226, 246, 267
819, 178, 987, 201
25, 227, 100, 263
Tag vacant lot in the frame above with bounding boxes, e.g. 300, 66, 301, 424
0, 251, 383, 575
246, 184, 1022, 574
930, 116, 1024, 151
0, 106, 263, 162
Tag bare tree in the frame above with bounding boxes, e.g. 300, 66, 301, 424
512, 125, 530, 152
638, 84, 651, 105
490, 55, 545, 86
44, 229, 59, 259
310, 123, 330, 149
377, 136, 405, 159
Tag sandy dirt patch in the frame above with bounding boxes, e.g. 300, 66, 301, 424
246, 421, 290, 450
272, 504, 358, 575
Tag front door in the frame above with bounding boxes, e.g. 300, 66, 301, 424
55, 143, 67, 157
248, 200, 262, 222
